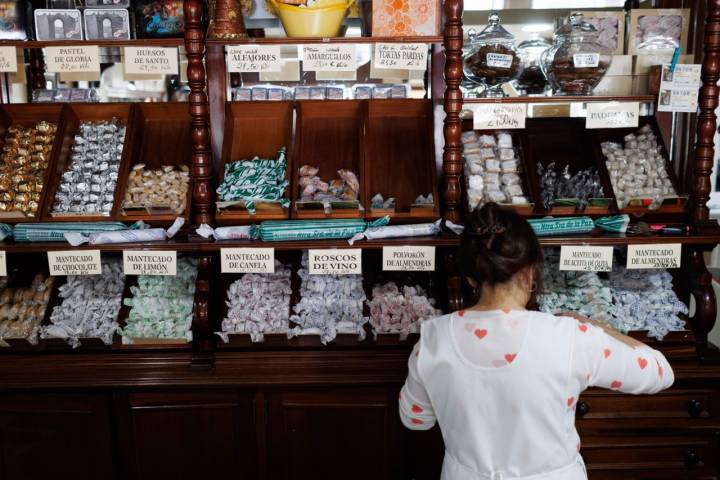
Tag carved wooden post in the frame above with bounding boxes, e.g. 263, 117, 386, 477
30, 49, 46, 91
442, 0, 463, 224
693, 0, 720, 222
184, 0, 214, 225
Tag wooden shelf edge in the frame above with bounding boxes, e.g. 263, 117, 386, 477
206, 35, 444, 46
0, 39, 185, 48
462, 95, 657, 104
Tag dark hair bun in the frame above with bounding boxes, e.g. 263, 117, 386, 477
460, 202, 542, 287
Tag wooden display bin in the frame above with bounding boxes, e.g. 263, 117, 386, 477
589, 117, 688, 219
216, 101, 293, 225
362, 100, 440, 223
293, 101, 364, 220
40, 103, 134, 223
0, 104, 65, 223
116, 103, 193, 227
521, 118, 614, 216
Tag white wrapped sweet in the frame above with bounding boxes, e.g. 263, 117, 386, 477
41, 258, 124, 347
219, 261, 292, 343
289, 252, 368, 344
367, 282, 442, 340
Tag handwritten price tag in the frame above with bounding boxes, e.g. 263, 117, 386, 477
124, 47, 179, 75
559, 246, 613, 272
45, 46, 100, 73
626, 244, 681, 269
586, 102, 639, 129
0, 47, 17, 73
473, 103, 527, 129
373, 43, 427, 71
302, 44, 356, 72
226, 45, 282, 73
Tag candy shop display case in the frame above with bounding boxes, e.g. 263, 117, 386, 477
215, 101, 293, 225
362, 99, 440, 223
0, 104, 65, 223
115, 103, 193, 227
39, 103, 135, 224
293, 100, 364, 220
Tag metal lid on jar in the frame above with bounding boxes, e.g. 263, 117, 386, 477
553, 12, 600, 42
470, 12, 515, 44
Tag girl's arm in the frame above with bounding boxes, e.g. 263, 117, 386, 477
399, 342, 437, 430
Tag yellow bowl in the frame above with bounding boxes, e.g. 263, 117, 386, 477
270, 0, 355, 38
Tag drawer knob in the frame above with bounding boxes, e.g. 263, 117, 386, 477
576, 400, 590, 417
684, 449, 701, 468
688, 399, 707, 418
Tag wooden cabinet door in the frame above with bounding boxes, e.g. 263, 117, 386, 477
266, 388, 402, 480
115, 390, 257, 480
0, 393, 114, 480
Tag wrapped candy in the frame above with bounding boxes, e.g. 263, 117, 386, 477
216, 148, 290, 214
528, 215, 629, 237
14, 221, 132, 242
52, 119, 125, 216
0, 273, 54, 345
367, 282, 442, 339
634, 13, 684, 51
41, 259, 124, 347
259, 216, 389, 242
298, 165, 359, 202
218, 261, 292, 343
122, 164, 190, 215
289, 252, 368, 344
371, 193, 396, 210
120, 257, 198, 343
65, 218, 184, 246
348, 218, 464, 245
196, 224, 256, 240
537, 163, 604, 210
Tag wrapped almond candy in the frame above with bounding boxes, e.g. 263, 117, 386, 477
348, 218, 464, 245
0, 273, 54, 346
0, 121, 56, 217
216, 148, 290, 214
527, 215, 629, 237
537, 163, 604, 210
52, 119, 125, 215
196, 224, 255, 241
122, 164, 190, 215
601, 125, 679, 209
41, 259, 124, 347
218, 262, 292, 343
462, 130, 529, 210
288, 252, 368, 344
297, 165, 359, 203
120, 257, 198, 343
65, 218, 184, 246
367, 283, 442, 340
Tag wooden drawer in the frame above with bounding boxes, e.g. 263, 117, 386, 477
577, 388, 718, 431
583, 434, 719, 479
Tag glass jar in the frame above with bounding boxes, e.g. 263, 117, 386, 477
541, 12, 612, 95
462, 12, 521, 97
516, 36, 551, 95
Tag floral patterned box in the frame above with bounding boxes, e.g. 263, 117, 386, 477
371, 0, 441, 37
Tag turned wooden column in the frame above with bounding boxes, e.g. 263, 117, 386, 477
442, 0, 463, 224
29, 49, 46, 91
184, 0, 214, 225
692, 0, 720, 222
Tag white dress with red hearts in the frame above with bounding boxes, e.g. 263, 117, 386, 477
399, 309, 674, 480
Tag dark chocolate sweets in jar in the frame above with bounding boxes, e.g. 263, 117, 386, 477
462, 12, 522, 97
516, 36, 551, 95
541, 12, 611, 95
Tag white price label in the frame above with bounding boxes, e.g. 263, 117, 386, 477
586, 102, 640, 129
308, 249, 362, 275
123, 250, 177, 276
473, 103, 527, 130
48, 250, 102, 276
658, 63, 702, 113
124, 47, 179, 75
45, 46, 100, 73
226, 45, 282, 73
302, 44, 356, 72
486, 53, 513, 69
573, 53, 600, 68
626, 244, 681, 269
373, 43, 427, 70
0, 47, 17, 73
0, 251, 6, 277
559, 246, 613, 272
221, 248, 275, 273
382, 246, 435, 271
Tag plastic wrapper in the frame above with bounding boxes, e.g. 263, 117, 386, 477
367, 282, 442, 340
196, 224, 256, 241
528, 215, 629, 237
537, 163, 604, 210
64, 218, 183, 246
349, 219, 443, 245
14, 221, 129, 242
298, 166, 360, 203
260, 216, 388, 242
0, 273, 54, 346
122, 164, 190, 215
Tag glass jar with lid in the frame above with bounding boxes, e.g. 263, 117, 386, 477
462, 12, 522, 97
516, 35, 551, 95
541, 12, 612, 95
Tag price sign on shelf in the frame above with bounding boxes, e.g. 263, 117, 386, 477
382, 246, 435, 271
373, 43, 427, 70
308, 249, 362, 275
0, 251, 6, 277
472, 103, 527, 129
626, 243, 681, 269
48, 250, 102, 276
586, 102, 639, 129
559, 246, 613, 272
0, 47, 17, 73
124, 47, 179, 75
302, 44, 356, 72
221, 248, 275, 273
226, 45, 282, 73
45, 46, 100, 73
123, 251, 177, 276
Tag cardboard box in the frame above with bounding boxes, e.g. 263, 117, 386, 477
583, 11, 626, 55
628, 8, 690, 55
